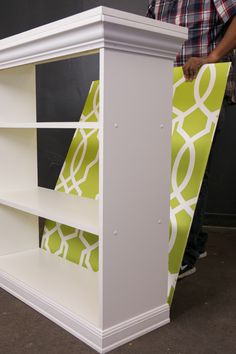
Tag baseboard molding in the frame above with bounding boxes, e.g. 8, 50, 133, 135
0, 270, 170, 353
101, 305, 170, 353
0, 270, 103, 351
204, 213, 236, 227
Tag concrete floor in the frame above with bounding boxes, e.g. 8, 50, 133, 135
0, 227, 235, 354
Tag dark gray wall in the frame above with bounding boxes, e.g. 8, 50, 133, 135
0, 0, 235, 225
205, 103, 236, 226
0, 1, 147, 38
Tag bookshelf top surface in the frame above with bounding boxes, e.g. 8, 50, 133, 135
0, 7, 188, 48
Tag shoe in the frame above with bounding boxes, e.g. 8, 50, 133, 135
178, 264, 196, 279
199, 251, 207, 259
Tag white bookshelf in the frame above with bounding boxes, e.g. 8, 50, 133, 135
0, 6, 187, 354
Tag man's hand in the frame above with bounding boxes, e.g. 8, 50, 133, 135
183, 15, 236, 82
183, 57, 209, 81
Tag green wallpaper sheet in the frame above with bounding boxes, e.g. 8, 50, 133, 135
42, 82, 99, 271
41, 63, 230, 303
168, 63, 230, 303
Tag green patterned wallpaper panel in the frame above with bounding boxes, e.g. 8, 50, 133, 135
168, 63, 230, 302
42, 82, 99, 271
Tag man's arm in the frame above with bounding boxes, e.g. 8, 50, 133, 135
183, 15, 236, 81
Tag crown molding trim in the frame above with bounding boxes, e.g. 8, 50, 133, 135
0, 6, 188, 69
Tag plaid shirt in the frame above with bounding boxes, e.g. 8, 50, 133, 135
147, 0, 236, 101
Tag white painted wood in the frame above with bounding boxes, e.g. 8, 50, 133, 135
0, 122, 99, 129
99, 48, 173, 329
0, 249, 99, 326
0, 7, 187, 70
0, 6, 187, 353
0, 129, 37, 192
0, 65, 38, 257
1, 269, 103, 353
0, 65, 37, 193
0, 187, 99, 234
0, 206, 38, 255
101, 304, 170, 353
0, 250, 169, 353
0, 66, 36, 122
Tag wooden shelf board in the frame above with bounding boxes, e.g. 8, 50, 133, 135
0, 248, 99, 326
0, 187, 99, 235
0, 122, 99, 129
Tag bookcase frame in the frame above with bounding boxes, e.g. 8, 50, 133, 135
0, 7, 187, 353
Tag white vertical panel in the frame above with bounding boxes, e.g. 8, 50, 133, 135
0, 64, 37, 191
0, 129, 37, 192
0, 65, 38, 254
99, 48, 173, 329
0, 206, 38, 255
0, 65, 36, 123
0, 129, 38, 254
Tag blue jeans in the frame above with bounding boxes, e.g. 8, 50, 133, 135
183, 98, 230, 267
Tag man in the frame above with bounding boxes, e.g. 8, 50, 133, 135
147, 0, 236, 278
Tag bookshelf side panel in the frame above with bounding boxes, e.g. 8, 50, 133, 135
100, 48, 173, 329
